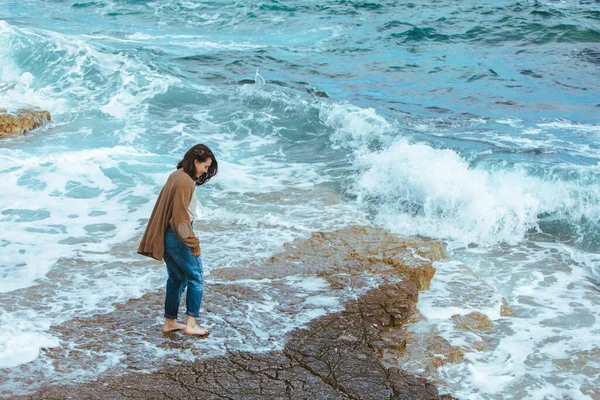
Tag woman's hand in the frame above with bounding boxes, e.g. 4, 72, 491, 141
192, 246, 200, 257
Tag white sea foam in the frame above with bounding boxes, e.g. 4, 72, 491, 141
198, 275, 352, 355
564, 246, 600, 277
99, 58, 179, 121
417, 241, 600, 399
0, 146, 158, 292
538, 120, 600, 135
215, 159, 331, 194
319, 102, 393, 152
127, 32, 154, 40
0, 60, 66, 114
0, 19, 182, 133
198, 191, 369, 269
304, 295, 340, 306
0, 145, 169, 369
402, 114, 599, 160
175, 39, 263, 51
353, 140, 600, 246
0, 311, 60, 369
86, 31, 265, 50
496, 118, 523, 127
285, 276, 329, 292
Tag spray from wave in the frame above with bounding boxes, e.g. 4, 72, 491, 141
318, 103, 600, 249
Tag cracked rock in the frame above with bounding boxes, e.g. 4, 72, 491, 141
16, 226, 454, 400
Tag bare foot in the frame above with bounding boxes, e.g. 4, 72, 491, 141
162, 320, 186, 333
184, 324, 209, 336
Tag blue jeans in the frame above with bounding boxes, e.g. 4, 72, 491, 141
163, 227, 204, 319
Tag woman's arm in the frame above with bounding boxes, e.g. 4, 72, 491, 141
170, 180, 201, 255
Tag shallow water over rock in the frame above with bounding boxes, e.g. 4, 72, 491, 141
8, 226, 456, 399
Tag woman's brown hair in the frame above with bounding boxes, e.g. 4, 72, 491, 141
177, 144, 218, 186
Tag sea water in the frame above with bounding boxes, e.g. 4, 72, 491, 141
0, 0, 599, 398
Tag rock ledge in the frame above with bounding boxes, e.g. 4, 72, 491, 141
18, 226, 458, 400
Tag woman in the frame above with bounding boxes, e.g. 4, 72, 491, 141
138, 144, 218, 336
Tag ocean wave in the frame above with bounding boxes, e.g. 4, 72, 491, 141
0, 20, 178, 122
319, 102, 394, 151
356, 140, 600, 247
318, 102, 600, 248
386, 23, 600, 46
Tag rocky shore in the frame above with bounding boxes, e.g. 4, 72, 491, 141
0, 108, 51, 138
16, 226, 459, 399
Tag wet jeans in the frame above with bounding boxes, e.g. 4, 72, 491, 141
163, 226, 204, 319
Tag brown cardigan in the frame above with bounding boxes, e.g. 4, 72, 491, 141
138, 168, 200, 261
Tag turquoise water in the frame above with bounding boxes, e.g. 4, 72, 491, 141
0, 1, 599, 398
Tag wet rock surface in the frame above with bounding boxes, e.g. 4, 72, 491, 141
451, 311, 494, 331
212, 226, 444, 291
381, 319, 464, 379
14, 226, 456, 399
500, 297, 516, 317
0, 108, 51, 137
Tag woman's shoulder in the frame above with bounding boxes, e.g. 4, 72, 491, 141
168, 168, 194, 187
